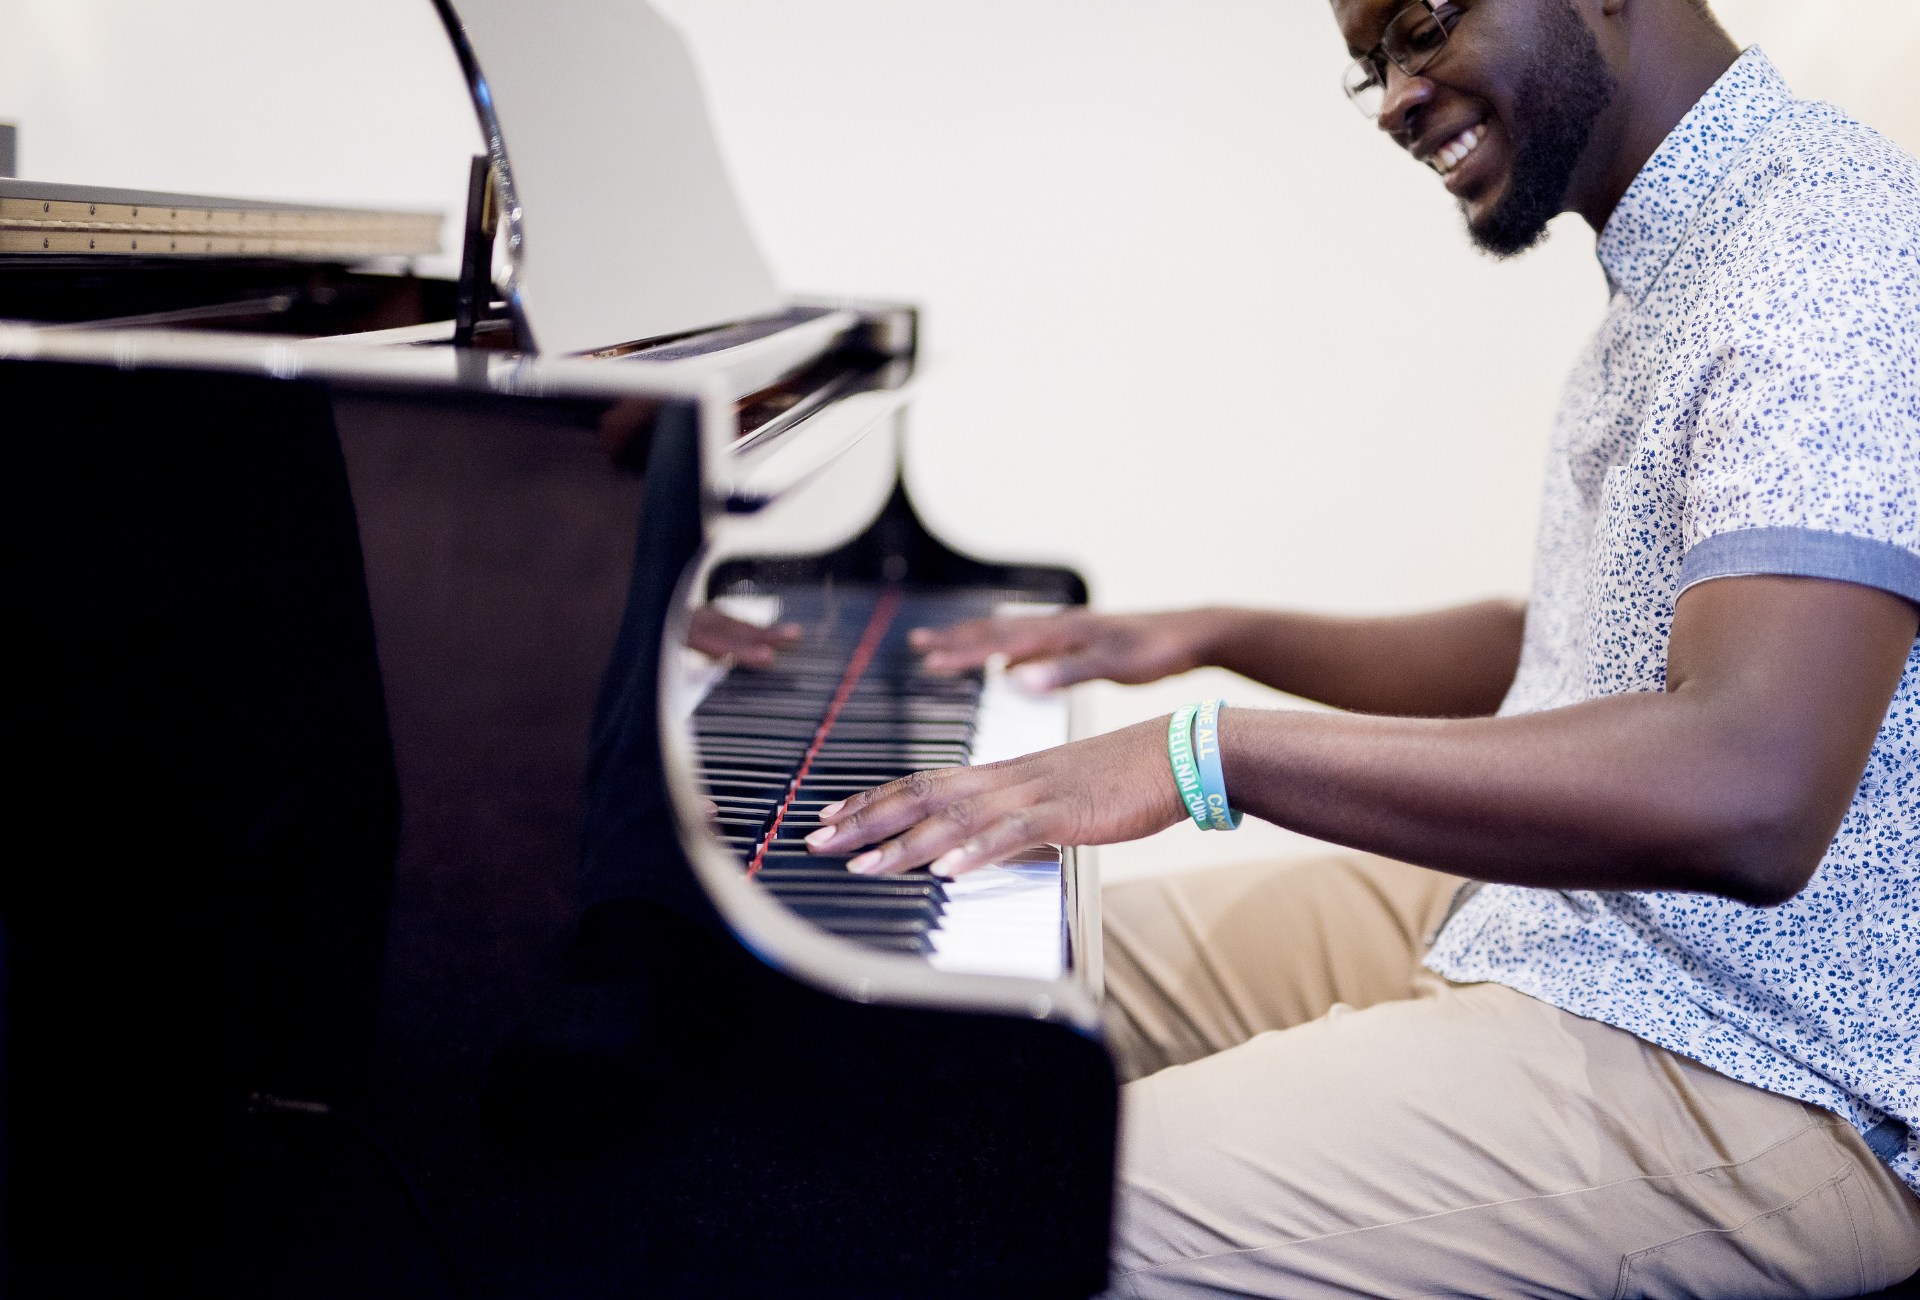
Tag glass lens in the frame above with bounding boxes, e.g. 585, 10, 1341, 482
1386, 1, 1452, 77
1342, 57, 1386, 118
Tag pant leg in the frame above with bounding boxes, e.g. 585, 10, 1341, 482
1110, 979, 1920, 1299
1101, 853, 1463, 1082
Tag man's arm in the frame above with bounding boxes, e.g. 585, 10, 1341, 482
912, 599, 1526, 717
815, 576, 1915, 905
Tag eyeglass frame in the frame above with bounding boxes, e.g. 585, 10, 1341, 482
1341, 1, 1470, 118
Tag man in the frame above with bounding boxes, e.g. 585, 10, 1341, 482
801, 0, 1920, 1294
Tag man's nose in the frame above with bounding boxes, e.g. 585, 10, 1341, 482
1376, 63, 1434, 139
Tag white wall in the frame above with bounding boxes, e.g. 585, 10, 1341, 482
0, 0, 483, 275
3, 0, 1911, 879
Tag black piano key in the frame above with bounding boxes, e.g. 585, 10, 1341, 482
695, 715, 822, 741
826, 703, 978, 722
756, 854, 942, 881
806, 755, 966, 772
696, 729, 810, 745
755, 872, 946, 900
791, 777, 946, 796
774, 895, 941, 923
684, 587, 1031, 885
818, 722, 971, 743
698, 751, 808, 770
800, 914, 934, 937
753, 852, 862, 871
698, 775, 787, 794
701, 701, 832, 721
697, 764, 801, 784
836, 933, 936, 955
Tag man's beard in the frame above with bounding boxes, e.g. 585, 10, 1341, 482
1467, 0, 1617, 257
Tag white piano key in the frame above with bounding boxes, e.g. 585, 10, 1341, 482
926, 632, 1075, 980
966, 663, 1070, 768
927, 862, 1065, 980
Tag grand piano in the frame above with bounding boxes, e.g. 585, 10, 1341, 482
2, 2, 1113, 1296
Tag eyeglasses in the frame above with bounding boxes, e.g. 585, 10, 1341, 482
1341, 1, 1468, 119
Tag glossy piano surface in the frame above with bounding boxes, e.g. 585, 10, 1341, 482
3, 1, 1117, 1292
7, 344, 1117, 1297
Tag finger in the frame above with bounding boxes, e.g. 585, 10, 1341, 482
803, 768, 959, 855
927, 805, 1056, 878
689, 609, 803, 661
912, 620, 1006, 672
1013, 647, 1119, 691
917, 616, 1086, 675
845, 784, 1053, 875
739, 622, 805, 666
910, 614, 1047, 658
687, 607, 761, 657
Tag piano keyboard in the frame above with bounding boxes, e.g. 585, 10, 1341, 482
689, 585, 1071, 980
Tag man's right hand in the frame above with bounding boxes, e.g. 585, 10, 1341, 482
908, 609, 1226, 691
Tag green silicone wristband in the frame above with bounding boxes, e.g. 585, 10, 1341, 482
1167, 704, 1209, 830
1192, 698, 1243, 831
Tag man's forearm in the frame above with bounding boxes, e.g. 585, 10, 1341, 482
1216, 578, 1915, 904
1216, 698, 1826, 903
1196, 600, 1526, 718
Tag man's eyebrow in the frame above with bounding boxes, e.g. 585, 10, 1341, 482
1336, 0, 1390, 58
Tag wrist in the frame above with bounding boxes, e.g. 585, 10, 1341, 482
1188, 607, 1265, 674
1214, 705, 1274, 824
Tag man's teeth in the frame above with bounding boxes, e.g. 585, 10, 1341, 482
1432, 125, 1485, 176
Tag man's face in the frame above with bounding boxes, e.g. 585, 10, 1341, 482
1332, 0, 1618, 256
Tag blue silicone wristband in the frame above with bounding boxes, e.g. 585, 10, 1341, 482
1192, 698, 1242, 830
1167, 705, 1210, 830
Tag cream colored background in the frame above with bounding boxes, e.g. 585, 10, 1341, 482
2, 1, 1912, 880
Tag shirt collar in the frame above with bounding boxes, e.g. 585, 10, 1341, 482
1595, 47, 1792, 303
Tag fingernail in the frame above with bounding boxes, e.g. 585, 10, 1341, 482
805, 826, 836, 847
818, 800, 844, 819
908, 628, 931, 645
1014, 663, 1057, 693
930, 847, 967, 877
848, 851, 882, 874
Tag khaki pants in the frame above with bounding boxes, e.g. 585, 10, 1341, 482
1102, 854, 1920, 1299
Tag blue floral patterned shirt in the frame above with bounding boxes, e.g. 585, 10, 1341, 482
1424, 49, 1920, 1191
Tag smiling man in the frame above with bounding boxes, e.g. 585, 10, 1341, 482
801, 0, 1920, 1294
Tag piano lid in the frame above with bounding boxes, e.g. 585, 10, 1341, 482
434, 0, 784, 356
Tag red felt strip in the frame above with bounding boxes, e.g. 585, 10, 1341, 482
748, 586, 903, 875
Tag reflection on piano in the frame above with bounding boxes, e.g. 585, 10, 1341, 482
691, 585, 1076, 978
2, 1, 1115, 1296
